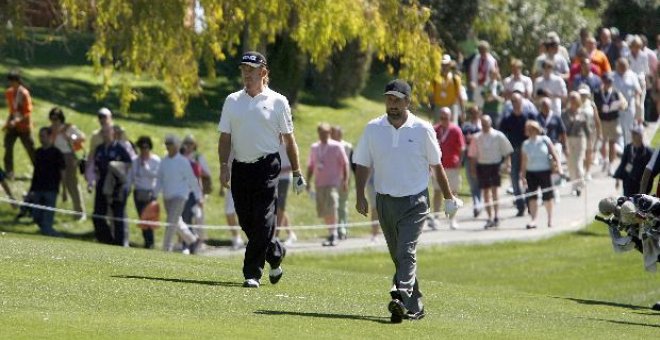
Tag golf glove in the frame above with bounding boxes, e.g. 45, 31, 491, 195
293, 173, 307, 194
444, 198, 463, 218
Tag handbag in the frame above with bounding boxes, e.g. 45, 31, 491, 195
201, 175, 213, 195
544, 139, 560, 174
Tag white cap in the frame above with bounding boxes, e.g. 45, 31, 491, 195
442, 54, 452, 64
97, 107, 112, 117
577, 85, 591, 96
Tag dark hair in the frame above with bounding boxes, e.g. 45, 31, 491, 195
136, 136, 153, 150
49, 107, 66, 123
7, 70, 21, 82
39, 126, 52, 135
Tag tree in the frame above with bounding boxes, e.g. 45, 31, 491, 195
473, 0, 603, 74
40, 0, 443, 117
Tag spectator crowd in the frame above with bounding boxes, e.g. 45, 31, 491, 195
2, 27, 660, 253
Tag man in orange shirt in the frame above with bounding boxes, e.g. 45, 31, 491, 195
4, 71, 36, 179
586, 36, 611, 76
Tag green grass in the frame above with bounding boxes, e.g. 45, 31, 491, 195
2, 222, 659, 339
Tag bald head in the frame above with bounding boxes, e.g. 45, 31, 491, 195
511, 93, 523, 115
481, 115, 492, 131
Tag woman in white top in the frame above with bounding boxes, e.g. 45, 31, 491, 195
48, 107, 86, 220
180, 134, 210, 253
520, 121, 562, 229
127, 136, 160, 248
155, 135, 200, 253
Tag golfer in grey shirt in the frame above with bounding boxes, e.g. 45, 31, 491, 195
353, 79, 461, 323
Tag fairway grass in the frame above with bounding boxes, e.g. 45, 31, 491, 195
2, 222, 659, 339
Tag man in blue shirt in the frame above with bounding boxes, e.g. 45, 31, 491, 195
500, 93, 539, 216
572, 58, 602, 95
92, 125, 132, 245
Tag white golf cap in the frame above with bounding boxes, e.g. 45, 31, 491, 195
97, 107, 112, 117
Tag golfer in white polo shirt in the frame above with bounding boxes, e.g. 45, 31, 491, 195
218, 51, 306, 288
354, 79, 462, 323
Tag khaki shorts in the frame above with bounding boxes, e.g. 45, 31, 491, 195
432, 167, 461, 193
601, 120, 621, 143
316, 186, 339, 218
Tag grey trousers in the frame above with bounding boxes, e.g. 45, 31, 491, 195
162, 197, 198, 251
376, 189, 429, 313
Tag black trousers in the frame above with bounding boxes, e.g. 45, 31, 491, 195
133, 191, 155, 249
92, 182, 128, 246
231, 153, 285, 280
4, 128, 36, 174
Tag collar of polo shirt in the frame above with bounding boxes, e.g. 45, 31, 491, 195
378, 110, 414, 128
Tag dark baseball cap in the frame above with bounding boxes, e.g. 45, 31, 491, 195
602, 72, 614, 82
241, 51, 267, 68
384, 79, 411, 99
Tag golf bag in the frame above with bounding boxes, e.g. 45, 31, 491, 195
596, 194, 660, 272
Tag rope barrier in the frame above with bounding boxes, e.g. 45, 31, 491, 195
0, 177, 589, 231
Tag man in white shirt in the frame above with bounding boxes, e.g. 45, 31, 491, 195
613, 58, 643, 145
468, 115, 514, 229
354, 79, 461, 323
628, 36, 650, 119
534, 60, 568, 115
469, 40, 498, 108
218, 51, 305, 288
155, 135, 199, 253
503, 59, 533, 99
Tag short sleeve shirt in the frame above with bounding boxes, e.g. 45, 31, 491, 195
467, 129, 514, 165
522, 135, 552, 172
308, 139, 348, 187
434, 123, 465, 169
537, 113, 566, 144
353, 112, 441, 197
218, 87, 294, 162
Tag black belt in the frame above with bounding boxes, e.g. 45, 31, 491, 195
235, 152, 278, 165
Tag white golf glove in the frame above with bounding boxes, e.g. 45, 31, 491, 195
292, 172, 307, 194
444, 197, 463, 218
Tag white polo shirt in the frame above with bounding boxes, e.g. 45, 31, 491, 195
353, 112, 441, 197
218, 87, 294, 162
534, 74, 567, 115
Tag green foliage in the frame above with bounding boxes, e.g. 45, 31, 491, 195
51, 0, 442, 117
420, 0, 480, 52
602, 0, 659, 41
474, 0, 604, 74
307, 40, 373, 107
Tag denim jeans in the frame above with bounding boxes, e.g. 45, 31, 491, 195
510, 148, 525, 211
31, 191, 59, 236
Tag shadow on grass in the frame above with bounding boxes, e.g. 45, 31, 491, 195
254, 310, 391, 324
590, 318, 660, 329
556, 296, 649, 311
111, 275, 243, 287
573, 229, 605, 237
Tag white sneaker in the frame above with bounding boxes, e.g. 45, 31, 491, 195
242, 279, 260, 288
231, 236, 244, 250
285, 232, 297, 246
585, 173, 593, 182
181, 248, 191, 255
449, 219, 459, 230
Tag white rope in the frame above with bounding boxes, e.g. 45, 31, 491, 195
0, 177, 587, 231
